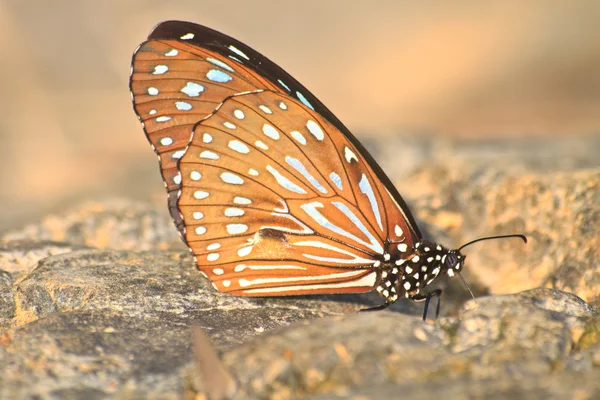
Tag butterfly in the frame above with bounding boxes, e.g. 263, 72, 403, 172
130, 20, 525, 318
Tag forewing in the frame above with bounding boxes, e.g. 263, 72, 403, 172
130, 20, 423, 295
130, 25, 280, 232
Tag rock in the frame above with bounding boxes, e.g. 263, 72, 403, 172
0, 249, 370, 398
1, 138, 599, 398
217, 289, 596, 399
11, 249, 358, 336
402, 164, 600, 308
0, 270, 14, 328
1, 198, 184, 252
0, 239, 88, 279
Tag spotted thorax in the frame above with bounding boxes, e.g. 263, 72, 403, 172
370, 240, 463, 306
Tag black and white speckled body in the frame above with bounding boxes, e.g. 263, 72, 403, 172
372, 239, 466, 311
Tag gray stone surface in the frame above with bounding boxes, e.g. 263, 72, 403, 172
1, 144, 599, 398
1, 199, 183, 252
221, 289, 597, 399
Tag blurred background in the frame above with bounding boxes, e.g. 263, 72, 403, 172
0, 0, 599, 230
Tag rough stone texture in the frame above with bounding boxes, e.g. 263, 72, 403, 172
0, 270, 15, 328
220, 289, 597, 399
0, 240, 89, 280
1, 199, 183, 252
407, 163, 600, 308
1, 137, 599, 398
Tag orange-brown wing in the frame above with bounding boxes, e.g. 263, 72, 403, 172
178, 90, 416, 295
130, 21, 422, 296
130, 28, 280, 233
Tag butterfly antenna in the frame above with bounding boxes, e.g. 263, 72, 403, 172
458, 234, 527, 252
456, 234, 526, 299
458, 273, 475, 299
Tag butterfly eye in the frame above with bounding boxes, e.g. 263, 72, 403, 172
445, 253, 459, 269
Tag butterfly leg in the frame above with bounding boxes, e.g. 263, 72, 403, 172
412, 289, 442, 321
360, 269, 400, 312
360, 302, 392, 312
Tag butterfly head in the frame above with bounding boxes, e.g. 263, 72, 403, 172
394, 240, 463, 298
440, 248, 466, 278
397, 234, 527, 299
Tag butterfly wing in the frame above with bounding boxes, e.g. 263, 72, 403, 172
130, 21, 422, 296
130, 22, 281, 232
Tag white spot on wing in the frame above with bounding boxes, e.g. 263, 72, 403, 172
160, 137, 173, 146
156, 116, 171, 122
306, 120, 324, 140
329, 172, 343, 190
262, 124, 280, 140
200, 151, 219, 160
228, 140, 250, 154
255, 140, 269, 150
237, 246, 252, 257
181, 82, 204, 97
241, 272, 377, 293
233, 109, 245, 119
224, 208, 245, 217
176, 101, 192, 111
207, 243, 221, 251
165, 49, 178, 56
278, 79, 291, 91
227, 224, 248, 234
239, 269, 371, 288
228, 45, 250, 60
293, 240, 374, 264
213, 268, 224, 275
172, 150, 185, 159
193, 211, 204, 220
248, 168, 259, 176
234, 196, 252, 205
180, 33, 195, 40
279, 101, 288, 110
344, 146, 358, 163
153, 65, 168, 75
202, 133, 212, 143
296, 91, 314, 110
398, 243, 408, 252
207, 253, 220, 262
234, 264, 306, 272
195, 226, 206, 235
259, 105, 273, 114
194, 191, 209, 200
395, 225, 404, 237
290, 131, 306, 145
207, 69, 232, 83
285, 156, 327, 194
359, 174, 383, 232
266, 165, 307, 194
190, 171, 201, 180
300, 202, 383, 254
147, 87, 159, 96
206, 57, 234, 72
220, 172, 244, 185
223, 121, 236, 129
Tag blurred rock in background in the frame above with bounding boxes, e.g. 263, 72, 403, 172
0, 0, 599, 230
